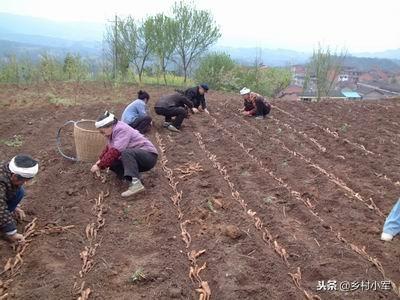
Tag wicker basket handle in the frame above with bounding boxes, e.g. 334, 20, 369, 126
56, 120, 78, 161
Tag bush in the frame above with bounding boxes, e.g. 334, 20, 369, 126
235, 66, 292, 97
195, 52, 237, 90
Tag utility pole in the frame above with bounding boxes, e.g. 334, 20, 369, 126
114, 15, 118, 79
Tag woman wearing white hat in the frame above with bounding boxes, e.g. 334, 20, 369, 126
0, 155, 38, 243
239, 87, 271, 119
91, 111, 158, 197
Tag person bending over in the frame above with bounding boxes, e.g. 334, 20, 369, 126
91, 111, 158, 197
0, 155, 39, 243
239, 87, 271, 119
121, 90, 152, 134
154, 93, 194, 132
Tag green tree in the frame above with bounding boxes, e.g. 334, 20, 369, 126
105, 16, 137, 79
39, 53, 63, 83
304, 45, 346, 100
132, 18, 153, 84
63, 53, 75, 80
19, 56, 37, 85
263, 68, 292, 97
0, 54, 19, 84
105, 16, 153, 83
146, 13, 178, 85
63, 53, 89, 81
173, 1, 221, 83
194, 52, 237, 90
234, 65, 292, 97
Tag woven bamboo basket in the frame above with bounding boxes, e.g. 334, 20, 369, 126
74, 120, 107, 162
57, 120, 107, 162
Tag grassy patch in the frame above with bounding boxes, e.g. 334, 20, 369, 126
47, 92, 75, 106
129, 268, 147, 284
339, 123, 351, 132
139, 74, 194, 87
1, 135, 23, 147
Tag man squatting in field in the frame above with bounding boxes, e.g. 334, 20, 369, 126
121, 90, 152, 134
180, 83, 210, 115
90, 111, 158, 197
0, 155, 38, 243
154, 92, 195, 132
239, 87, 271, 119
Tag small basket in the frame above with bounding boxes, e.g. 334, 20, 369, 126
57, 120, 107, 162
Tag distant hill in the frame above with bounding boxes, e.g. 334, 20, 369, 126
0, 12, 104, 41
0, 39, 101, 61
356, 49, 400, 60
343, 56, 400, 73
213, 47, 400, 72
214, 46, 310, 66
0, 13, 103, 60
0, 12, 400, 72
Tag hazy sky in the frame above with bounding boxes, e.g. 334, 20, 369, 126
1, 0, 400, 52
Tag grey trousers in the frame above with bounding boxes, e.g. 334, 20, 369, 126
110, 148, 158, 180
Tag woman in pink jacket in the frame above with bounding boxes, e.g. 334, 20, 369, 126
90, 111, 158, 197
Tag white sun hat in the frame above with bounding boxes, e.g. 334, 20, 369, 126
240, 87, 251, 95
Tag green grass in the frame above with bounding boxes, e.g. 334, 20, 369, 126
129, 268, 147, 283
138, 74, 195, 87
46, 92, 75, 106
207, 199, 217, 213
339, 123, 351, 132
1, 135, 23, 147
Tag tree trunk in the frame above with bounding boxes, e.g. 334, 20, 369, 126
183, 68, 187, 83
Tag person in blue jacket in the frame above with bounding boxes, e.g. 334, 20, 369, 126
121, 90, 152, 134
381, 198, 400, 241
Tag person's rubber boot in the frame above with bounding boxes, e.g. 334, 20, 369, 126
121, 179, 145, 197
163, 122, 171, 128
167, 124, 180, 132
381, 232, 394, 241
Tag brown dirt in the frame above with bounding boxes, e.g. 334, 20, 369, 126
0, 83, 399, 299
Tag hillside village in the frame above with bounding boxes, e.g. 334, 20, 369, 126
279, 65, 400, 101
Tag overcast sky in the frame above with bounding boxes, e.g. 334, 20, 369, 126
1, 0, 400, 52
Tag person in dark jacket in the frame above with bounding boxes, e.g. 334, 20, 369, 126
91, 111, 158, 197
154, 93, 194, 132
121, 90, 152, 134
239, 87, 271, 119
0, 155, 39, 243
183, 84, 210, 114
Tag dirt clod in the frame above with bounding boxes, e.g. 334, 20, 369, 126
169, 287, 182, 298
222, 225, 242, 239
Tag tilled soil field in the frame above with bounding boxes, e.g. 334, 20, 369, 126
0, 83, 399, 299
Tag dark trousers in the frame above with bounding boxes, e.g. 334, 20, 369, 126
154, 107, 188, 129
110, 149, 158, 180
8, 187, 25, 212
255, 100, 271, 117
129, 115, 152, 134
